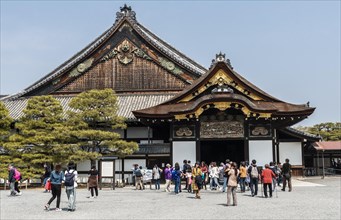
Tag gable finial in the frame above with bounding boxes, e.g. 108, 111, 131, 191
210, 52, 233, 69
115, 4, 136, 23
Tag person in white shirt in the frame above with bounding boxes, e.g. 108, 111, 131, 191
209, 162, 221, 190
64, 162, 78, 212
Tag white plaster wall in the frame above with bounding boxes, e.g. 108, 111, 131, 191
172, 141, 196, 166
77, 160, 91, 172
279, 142, 302, 165
124, 159, 146, 171
249, 140, 273, 168
127, 127, 152, 138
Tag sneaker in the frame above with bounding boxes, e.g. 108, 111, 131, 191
281, 189, 285, 191
55, 208, 62, 212
17, 192, 22, 196
44, 204, 50, 211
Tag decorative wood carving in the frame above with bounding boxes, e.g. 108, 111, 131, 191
249, 124, 272, 137
173, 125, 195, 138
200, 121, 244, 138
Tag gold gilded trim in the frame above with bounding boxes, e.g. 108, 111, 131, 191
178, 69, 263, 102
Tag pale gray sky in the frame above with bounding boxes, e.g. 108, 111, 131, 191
1, 1, 340, 126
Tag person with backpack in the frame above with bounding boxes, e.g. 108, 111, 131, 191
222, 159, 231, 193
247, 159, 260, 197
14, 167, 22, 196
261, 164, 276, 198
87, 165, 98, 198
192, 162, 203, 199
227, 162, 239, 206
269, 162, 278, 191
45, 164, 64, 211
64, 162, 78, 212
7, 164, 17, 196
281, 158, 292, 192
152, 164, 162, 190
135, 166, 143, 190
172, 162, 182, 194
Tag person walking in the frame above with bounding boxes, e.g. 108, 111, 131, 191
8, 164, 17, 196
134, 166, 143, 190
44, 164, 64, 211
42, 164, 51, 193
248, 159, 260, 197
87, 166, 98, 198
239, 162, 247, 193
281, 158, 292, 192
192, 162, 202, 199
13, 166, 22, 196
172, 162, 182, 194
152, 164, 162, 190
261, 164, 276, 198
269, 162, 278, 191
164, 164, 172, 192
64, 162, 78, 212
227, 162, 239, 206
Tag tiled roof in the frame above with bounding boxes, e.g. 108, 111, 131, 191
283, 127, 321, 141
314, 141, 341, 151
2, 94, 175, 121
4, 6, 205, 100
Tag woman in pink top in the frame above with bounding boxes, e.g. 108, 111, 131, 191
261, 164, 276, 198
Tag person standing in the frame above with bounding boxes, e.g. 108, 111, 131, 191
152, 164, 162, 190
248, 159, 260, 197
200, 161, 208, 190
269, 162, 278, 191
281, 158, 292, 192
172, 163, 182, 194
8, 164, 17, 196
227, 162, 239, 206
239, 162, 247, 193
64, 162, 78, 212
88, 165, 98, 198
192, 162, 202, 199
261, 164, 276, 198
222, 160, 231, 192
209, 162, 220, 190
134, 166, 143, 190
45, 164, 64, 211
164, 164, 172, 192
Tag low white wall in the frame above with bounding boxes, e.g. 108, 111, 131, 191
249, 140, 273, 168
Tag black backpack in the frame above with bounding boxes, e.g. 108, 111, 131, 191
64, 170, 75, 187
135, 169, 142, 177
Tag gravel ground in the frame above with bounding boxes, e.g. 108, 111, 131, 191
1, 177, 340, 220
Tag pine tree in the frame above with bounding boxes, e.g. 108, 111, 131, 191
67, 89, 138, 158
3, 96, 92, 179
0, 101, 13, 179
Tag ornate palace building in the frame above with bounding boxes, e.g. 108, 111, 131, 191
2, 5, 320, 181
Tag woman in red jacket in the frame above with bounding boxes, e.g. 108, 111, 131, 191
261, 164, 276, 198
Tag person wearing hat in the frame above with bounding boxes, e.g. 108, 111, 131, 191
164, 163, 173, 192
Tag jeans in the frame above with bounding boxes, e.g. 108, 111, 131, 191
154, 179, 160, 190
210, 177, 220, 189
43, 177, 49, 186
48, 184, 61, 208
174, 179, 180, 194
222, 177, 228, 192
272, 178, 277, 191
66, 186, 76, 210
227, 186, 237, 206
239, 177, 246, 192
250, 178, 258, 196
263, 183, 272, 197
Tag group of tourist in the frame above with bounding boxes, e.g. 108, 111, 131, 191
8, 158, 292, 210
132, 158, 292, 206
